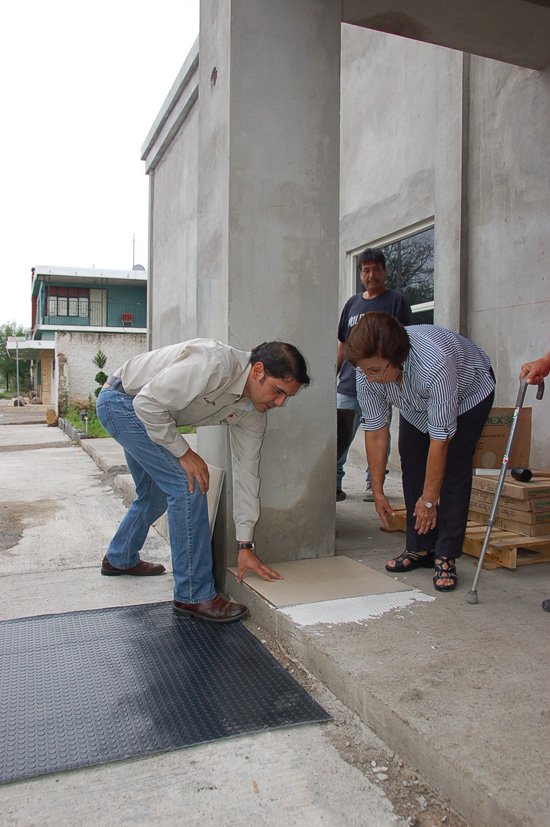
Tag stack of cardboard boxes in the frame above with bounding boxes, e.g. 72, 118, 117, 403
470, 404, 550, 537
469, 475, 550, 537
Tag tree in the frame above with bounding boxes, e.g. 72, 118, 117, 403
92, 350, 108, 397
385, 234, 434, 306
0, 322, 31, 393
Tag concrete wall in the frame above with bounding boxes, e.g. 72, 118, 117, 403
465, 58, 550, 464
144, 0, 342, 571
55, 332, 146, 407
339, 25, 438, 305
339, 26, 550, 466
196, 0, 342, 567
149, 106, 199, 348
143, 8, 550, 547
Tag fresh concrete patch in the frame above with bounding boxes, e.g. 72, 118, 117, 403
279, 590, 434, 626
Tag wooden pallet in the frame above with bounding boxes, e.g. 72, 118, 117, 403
383, 505, 550, 570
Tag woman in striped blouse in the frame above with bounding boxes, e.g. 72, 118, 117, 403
345, 312, 495, 592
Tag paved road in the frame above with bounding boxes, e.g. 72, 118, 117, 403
0, 409, 410, 827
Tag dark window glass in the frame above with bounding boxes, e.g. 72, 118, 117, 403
356, 226, 434, 323
46, 286, 89, 319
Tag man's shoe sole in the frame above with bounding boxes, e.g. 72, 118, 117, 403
100, 568, 165, 576
172, 605, 249, 623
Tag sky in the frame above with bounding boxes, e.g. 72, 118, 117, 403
1, 0, 200, 329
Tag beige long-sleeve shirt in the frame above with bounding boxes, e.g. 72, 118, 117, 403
114, 339, 266, 541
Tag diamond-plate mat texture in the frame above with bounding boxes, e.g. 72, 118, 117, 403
0, 602, 331, 784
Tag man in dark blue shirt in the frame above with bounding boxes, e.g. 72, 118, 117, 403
337, 248, 412, 501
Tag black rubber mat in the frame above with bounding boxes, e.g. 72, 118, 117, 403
0, 602, 331, 784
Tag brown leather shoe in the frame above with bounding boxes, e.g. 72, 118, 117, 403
101, 555, 166, 576
172, 594, 248, 623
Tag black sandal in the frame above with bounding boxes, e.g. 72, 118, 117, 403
385, 550, 435, 573
433, 558, 457, 592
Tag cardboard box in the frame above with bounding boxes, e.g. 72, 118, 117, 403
471, 475, 550, 500
469, 488, 550, 512
469, 498, 550, 524
473, 407, 531, 470
468, 509, 550, 537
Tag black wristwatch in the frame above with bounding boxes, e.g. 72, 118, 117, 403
238, 541, 256, 551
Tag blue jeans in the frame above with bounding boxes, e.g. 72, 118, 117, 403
336, 393, 362, 489
336, 392, 392, 489
96, 385, 216, 604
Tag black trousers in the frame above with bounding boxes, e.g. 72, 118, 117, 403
398, 390, 494, 560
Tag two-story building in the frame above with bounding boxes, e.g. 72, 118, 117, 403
8, 264, 148, 410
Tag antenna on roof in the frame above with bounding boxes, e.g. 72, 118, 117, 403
132, 233, 135, 268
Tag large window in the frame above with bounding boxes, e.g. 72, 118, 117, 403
354, 225, 434, 324
47, 287, 89, 319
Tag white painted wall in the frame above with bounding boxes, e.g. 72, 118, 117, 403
56, 331, 146, 407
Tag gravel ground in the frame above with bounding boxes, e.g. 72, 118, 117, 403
248, 620, 468, 827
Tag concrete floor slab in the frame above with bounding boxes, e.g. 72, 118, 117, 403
227, 429, 550, 827
0, 721, 406, 827
0, 400, 50, 426
0, 422, 410, 827
0, 443, 171, 576
2, 419, 548, 825
0, 423, 70, 447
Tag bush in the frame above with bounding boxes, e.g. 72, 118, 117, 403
92, 350, 108, 397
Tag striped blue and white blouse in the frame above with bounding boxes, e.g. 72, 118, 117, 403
357, 325, 495, 441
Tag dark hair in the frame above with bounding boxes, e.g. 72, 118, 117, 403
357, 247, 386, 269
250, 342, 310, 386
344, 312, 410, 367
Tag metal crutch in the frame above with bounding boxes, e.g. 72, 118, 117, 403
467, 378, 545, 604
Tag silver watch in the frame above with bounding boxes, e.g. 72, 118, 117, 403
421, 495, 435, 508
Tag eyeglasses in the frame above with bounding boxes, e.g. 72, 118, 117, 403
361, 362, 391, 379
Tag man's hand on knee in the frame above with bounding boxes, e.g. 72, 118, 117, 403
179, 448, 210, 495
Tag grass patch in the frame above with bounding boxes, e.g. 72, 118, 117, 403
63, 405, 196, 438
64, 406, 110, 438
0, 391, 17, 399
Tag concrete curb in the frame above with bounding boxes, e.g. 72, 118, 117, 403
225, 579, 519, 827
57, 417, 90, 444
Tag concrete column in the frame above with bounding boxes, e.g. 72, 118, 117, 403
433, 50, 470, 333
196, 0, 341, 578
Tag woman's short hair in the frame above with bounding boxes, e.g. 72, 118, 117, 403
344, 312, 410, 367
250, 341, 310, 386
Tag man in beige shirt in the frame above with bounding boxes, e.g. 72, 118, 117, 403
96, 339, 309, 622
